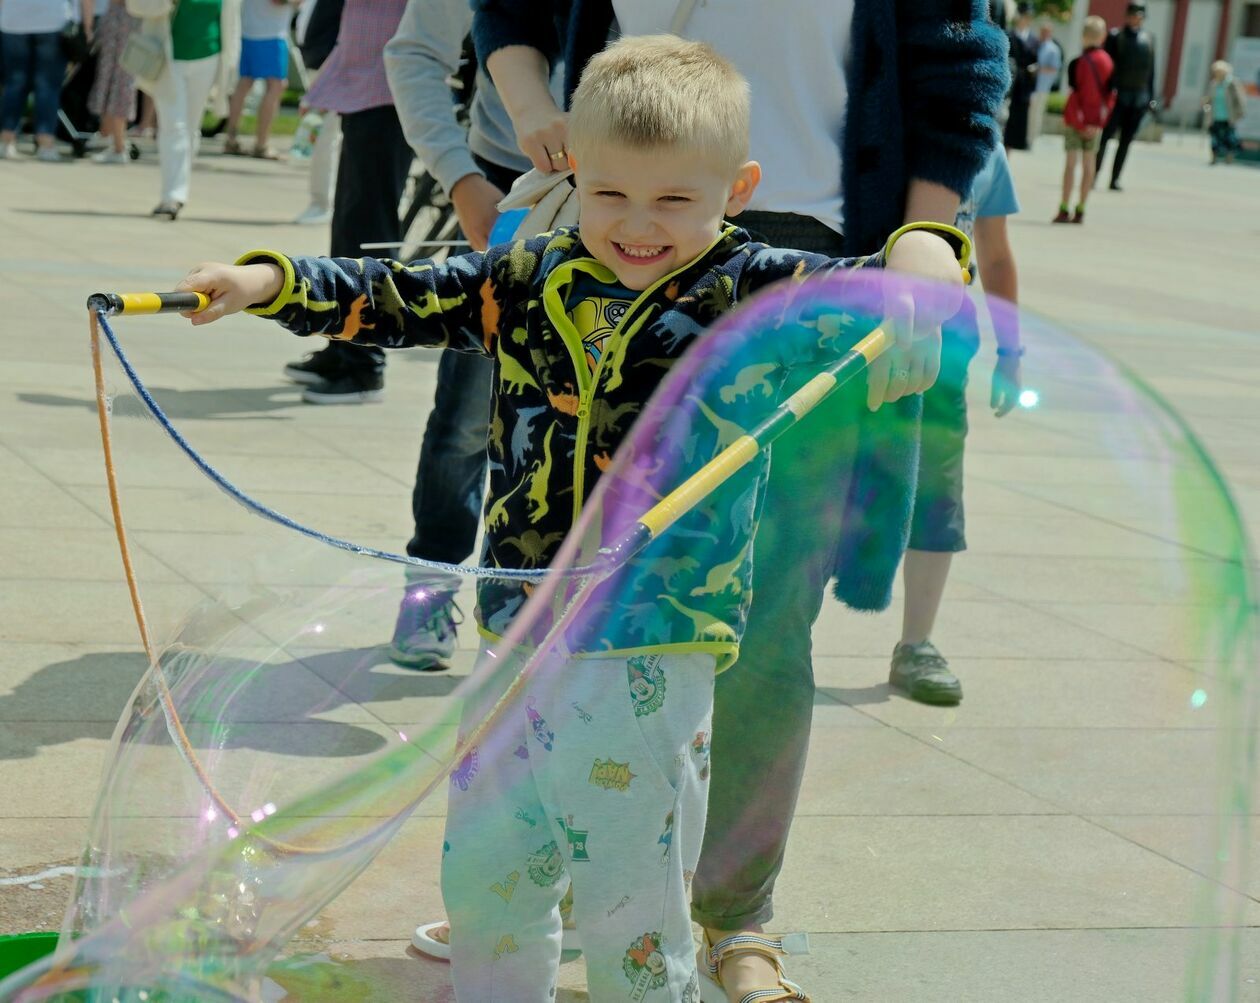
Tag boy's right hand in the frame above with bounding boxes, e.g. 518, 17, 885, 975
175, 262, 285, 326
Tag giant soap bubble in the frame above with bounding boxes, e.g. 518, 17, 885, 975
0, 267, 1254, 1000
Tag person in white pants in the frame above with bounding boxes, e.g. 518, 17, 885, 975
153, 54, 219, 216
134, 0, 241, 219
442, 647, 714, 1002
294, 108, 340, 224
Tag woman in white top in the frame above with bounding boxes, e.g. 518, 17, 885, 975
0, 0, 86, 161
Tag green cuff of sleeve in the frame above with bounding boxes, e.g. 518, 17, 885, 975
234, 250, 297, 316
884, 222, 974, 284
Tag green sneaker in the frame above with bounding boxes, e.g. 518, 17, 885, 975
889, 641, 962, 705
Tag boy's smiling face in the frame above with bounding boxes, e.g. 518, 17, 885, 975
573, 143, 760, 291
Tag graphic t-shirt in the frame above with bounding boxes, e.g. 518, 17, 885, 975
565, 275, 634, 375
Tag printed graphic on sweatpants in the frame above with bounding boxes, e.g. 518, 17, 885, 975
589, 757, 636, 791
627, 655, 667, 716
556, 815, 591, 861
624, 931, 668, 1000
527, 840, 566, 887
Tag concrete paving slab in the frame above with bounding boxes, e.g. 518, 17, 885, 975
911, 727, 1228, 816
781, 928, 1260, 1002
814, 656, 1221, 730
795, 724, 1056, 816
771, 815, 1260, 932
814, 598, 1157, 661
1088, 814, 1260, 901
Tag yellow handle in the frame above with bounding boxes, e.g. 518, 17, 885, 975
87, 292, 210, 316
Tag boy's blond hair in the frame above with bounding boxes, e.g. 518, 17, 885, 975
1082, 15, 1107, 43
568, 34, 750, 175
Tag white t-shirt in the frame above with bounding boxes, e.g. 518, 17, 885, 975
0, 0, 75, 34
613, 0, 853, 233
241, 0, 293, 40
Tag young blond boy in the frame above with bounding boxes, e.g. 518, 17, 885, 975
1055, 16, 1115, 223
177, 35, 966, 1002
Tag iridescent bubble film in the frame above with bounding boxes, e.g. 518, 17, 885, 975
0, 268, 1253, 1001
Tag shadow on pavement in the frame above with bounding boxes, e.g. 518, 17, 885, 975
0, 647, 459, 761
19, 386, 302, 421
816, 683, 892, 707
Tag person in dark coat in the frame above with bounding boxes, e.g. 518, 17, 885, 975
1004, 2, 1040, 150
1096, 1, 1158, 190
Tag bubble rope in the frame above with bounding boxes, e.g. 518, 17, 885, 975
92, 310, 555, 583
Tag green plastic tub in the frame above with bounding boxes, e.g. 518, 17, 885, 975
0, 931, 59, 981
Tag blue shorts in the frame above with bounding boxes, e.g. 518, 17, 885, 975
909, 304, 981, 554
239, 36, 288, 80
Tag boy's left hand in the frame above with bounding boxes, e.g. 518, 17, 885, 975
991, 354, 1022, 417
872, 231, 965, 411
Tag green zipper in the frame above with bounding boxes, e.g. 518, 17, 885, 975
542, 231, 733, 525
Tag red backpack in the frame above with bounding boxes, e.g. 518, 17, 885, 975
1064, 48, 1116, 130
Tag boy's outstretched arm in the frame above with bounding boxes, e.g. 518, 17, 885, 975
741, 223, 967, 411
176, 250, 501, 356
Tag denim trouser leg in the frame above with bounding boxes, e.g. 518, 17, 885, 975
29, 31, 64, 137
0, 32, 34, 134
406, 347, 493, 566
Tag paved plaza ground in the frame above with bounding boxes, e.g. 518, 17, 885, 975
0, 131, 1258, 1000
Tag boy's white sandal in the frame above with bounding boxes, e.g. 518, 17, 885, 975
697, 930, 812, 1003
410, 919, 580, 961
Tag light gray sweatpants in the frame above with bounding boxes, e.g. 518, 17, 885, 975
442, 646, 715, 1002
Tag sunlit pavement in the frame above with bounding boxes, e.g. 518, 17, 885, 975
1, 132, 1257, 1000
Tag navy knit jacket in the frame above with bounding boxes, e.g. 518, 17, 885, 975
472, 0, 1010, 611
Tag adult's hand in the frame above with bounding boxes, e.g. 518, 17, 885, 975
450, 173, 507, 252
514, 105, 570, 174
991, 355, 1021, 417
485, 45, 570, 173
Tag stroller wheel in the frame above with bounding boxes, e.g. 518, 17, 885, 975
128, 142, 140, 161
72, 139, 89, 159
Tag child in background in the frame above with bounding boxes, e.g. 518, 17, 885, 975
1055, 15, 1114, 224
892, 144, 1023, 705
1203, 60, 1246, 165
224, 0, 299, 159
174, 36, 967, 1002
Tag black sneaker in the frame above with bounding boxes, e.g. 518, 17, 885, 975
283, 348, 342, 386
301, 371, 385, 405
889, 641, 962, 705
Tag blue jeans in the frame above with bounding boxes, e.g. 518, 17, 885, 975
0, 31, 65, 137
405, 153, 521, 567
406, 347, 493, 565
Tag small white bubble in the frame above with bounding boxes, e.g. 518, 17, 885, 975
1018, 389, 1040, 409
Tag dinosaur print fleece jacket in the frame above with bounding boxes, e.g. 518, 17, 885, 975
241, 224, 888, 668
